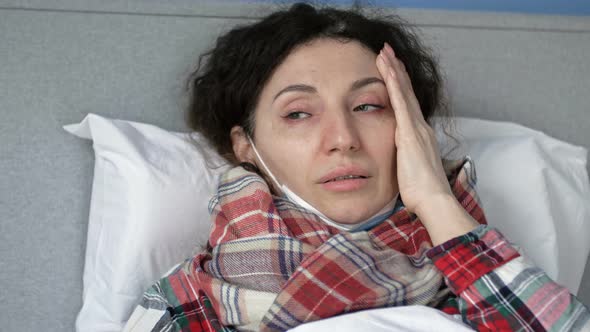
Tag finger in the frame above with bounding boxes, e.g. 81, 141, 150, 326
378, 47, 423, 133
376, 51, 413, 130
383, 44, 412, 94
383, 43, 427, 123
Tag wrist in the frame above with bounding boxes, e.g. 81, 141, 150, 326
415, 193, 479, 246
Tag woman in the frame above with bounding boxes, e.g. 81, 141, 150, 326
125, 3, 589, 331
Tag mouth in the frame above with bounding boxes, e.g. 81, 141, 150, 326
318, 166, 370, 192
320, 174, 370, 192
323, 174, 368, 183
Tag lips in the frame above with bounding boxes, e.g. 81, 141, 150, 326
318, 166, 370, 184
325, 174, 367, 182
319, 166, 370, 192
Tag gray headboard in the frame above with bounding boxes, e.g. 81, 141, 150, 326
1, 1, 589, 331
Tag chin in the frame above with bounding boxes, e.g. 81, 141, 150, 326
326, 208, 374, 225
322, 195, 394, 224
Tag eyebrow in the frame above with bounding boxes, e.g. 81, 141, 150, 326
272, 77, 385, 101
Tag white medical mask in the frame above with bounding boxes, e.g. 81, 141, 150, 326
247, 136, 399, 231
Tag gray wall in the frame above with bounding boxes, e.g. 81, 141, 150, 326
1, 1, 589, 331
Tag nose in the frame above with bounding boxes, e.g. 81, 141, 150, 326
321, 109, 361, 154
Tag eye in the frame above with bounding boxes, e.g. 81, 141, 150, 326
354, 104, 383, 113
284, 111, 311, 120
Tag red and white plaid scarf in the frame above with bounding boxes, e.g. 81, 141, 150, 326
172, 157, 485, 331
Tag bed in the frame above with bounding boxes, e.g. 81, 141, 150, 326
1, 1, 589, 331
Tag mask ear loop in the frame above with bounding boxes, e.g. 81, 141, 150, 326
246, 135, 283, 194
247, 135, 352, 229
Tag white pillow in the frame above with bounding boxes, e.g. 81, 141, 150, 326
436, 117, 590, 295
64, 114, 229, 332
64, 114, 590, 332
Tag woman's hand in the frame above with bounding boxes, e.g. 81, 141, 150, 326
375, 43, 451, 215
376, 43, 478, 245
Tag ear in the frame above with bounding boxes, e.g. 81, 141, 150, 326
230, 126, 255, 164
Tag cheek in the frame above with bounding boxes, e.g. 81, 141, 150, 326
259, 136, 314, 186
367, 121, 397, 173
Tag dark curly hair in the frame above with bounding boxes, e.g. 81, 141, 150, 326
186, 2, 449, 164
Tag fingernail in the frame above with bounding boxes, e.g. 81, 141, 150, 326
385, 43, 395, 57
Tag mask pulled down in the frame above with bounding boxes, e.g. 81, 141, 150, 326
246, 135, 399, 231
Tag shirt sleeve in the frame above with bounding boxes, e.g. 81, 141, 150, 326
122, 260, 232, 332
427, 225, 590, 331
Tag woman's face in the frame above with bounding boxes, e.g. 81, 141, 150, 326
237, 38, 398, 224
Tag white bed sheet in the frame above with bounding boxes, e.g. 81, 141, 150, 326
288, 305, 473, 332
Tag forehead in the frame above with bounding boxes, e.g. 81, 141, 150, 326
262, 38, 380, 92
